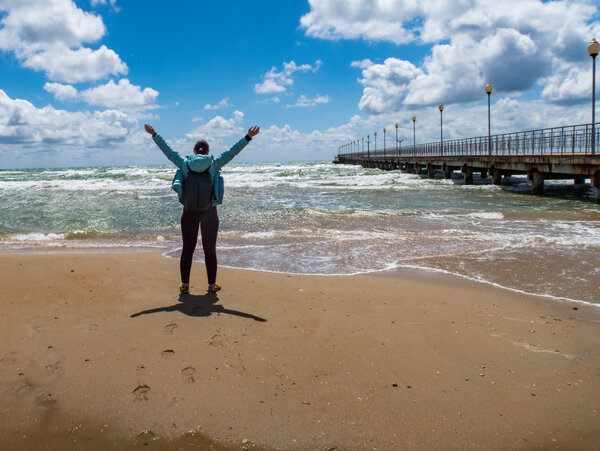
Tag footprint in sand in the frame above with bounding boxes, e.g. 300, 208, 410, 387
209, 330, 224, 347
181, 367, 196, 384
42, 346, 61, 374
133, 430, 158, 446
34, 390, 57, 409
0, 351, 17, 366
163, 322, 178, 335
161, 350, 175, 359
12, 373, 33, 396
133, 384, 150, 401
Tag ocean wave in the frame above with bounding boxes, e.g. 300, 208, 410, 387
10, 232, 67, 241
0, 179, 169, 191
467, 211, 505, 220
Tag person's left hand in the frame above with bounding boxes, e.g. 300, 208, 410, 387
144, 124, 156, 135
247, 125, 260, 138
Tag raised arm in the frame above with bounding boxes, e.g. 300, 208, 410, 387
144, 124, 186, 169
212, 125, 260, 171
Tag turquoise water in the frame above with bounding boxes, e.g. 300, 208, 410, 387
1, 162, 599, 305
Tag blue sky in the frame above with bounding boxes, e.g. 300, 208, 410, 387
0, 0, 599, 168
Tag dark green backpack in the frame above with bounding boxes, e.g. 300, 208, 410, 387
184, 166, 213, 211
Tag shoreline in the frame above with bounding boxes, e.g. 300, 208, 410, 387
2, 246, 599, 312
1, 251, 600, 449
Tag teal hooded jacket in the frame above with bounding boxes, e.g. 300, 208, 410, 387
152, 134, 250, 207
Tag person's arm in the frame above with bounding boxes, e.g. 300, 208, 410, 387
212, 126, 260, 171
144, 124, 186, 169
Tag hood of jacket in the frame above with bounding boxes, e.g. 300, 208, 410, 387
185, 154, 214, 173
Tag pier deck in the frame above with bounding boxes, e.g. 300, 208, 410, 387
334, 123, 600, 200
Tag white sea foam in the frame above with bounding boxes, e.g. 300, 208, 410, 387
394, 264, 600, 308
467, 212, 505, 220
0, 178, 168, 191
11, 232, 67, 241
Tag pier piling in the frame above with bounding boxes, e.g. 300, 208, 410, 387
530, 171, 545, 195
491, 169, 502, 185
427, 163, 435, 179
462, 165, 473, 185
443, 165, 453, 179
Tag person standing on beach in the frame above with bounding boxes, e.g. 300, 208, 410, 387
144, 123, 260, 293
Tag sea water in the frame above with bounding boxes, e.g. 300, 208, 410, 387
1, 162, 599, 306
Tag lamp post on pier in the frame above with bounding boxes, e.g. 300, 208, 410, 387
362, 137, 364, 154
588, 38, 599, 155
367, 134, 370, 159
383, 128, 387, 159
412, 115, 416, 149
439, 103, 444, 155
394, 123, 399, 155
374, 131, 377, 154
486, 82, 493, 156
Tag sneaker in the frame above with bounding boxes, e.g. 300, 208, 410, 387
179, 283, 189, 293
208, 283, 221, 293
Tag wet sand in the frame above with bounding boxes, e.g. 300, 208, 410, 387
0, 252, 599, 450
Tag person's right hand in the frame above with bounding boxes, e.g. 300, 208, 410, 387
144, 124, 156, 135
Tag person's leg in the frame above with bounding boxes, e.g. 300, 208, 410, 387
199, 207, 219, 285
180, 209, 201, 284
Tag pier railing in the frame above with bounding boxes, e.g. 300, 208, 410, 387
337, 122, 600, 160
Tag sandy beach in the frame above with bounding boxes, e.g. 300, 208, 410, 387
1, 252, 599, 450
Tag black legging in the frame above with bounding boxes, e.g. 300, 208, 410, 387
180, 207, 219, 285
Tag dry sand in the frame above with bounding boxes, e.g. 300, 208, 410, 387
0, 252, 599, 450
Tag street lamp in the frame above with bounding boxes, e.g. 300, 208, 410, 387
383, 128, 386, 159
394, 123, 399, 155
367, 134, 370, 159
374, 131, 377, 153
439, 103, 444, 155
588, 38, 599, 155
412, 115, 416, 149
485, 82, 493, 155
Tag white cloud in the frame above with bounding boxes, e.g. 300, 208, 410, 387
204, 98, 231, 110
0, 89, 135, 147
0, 0, 105, 48
233, 110, 245, 122
43, 79, 159, 110
80, 79, 158, 109
357, 58, 423, 114
287, 94, 330, 108
303, 0, 600, 110
541, 66, 594, 104
44, 82, 78, 101
254, 60, 322, 94
24, 44, 127, 83
184, 110, 245, 144
90, 0, 119, 11
300, 0, 416, 44
257, 96, 281, 104
0, 0, 127, 82
350, 59, 373, 69
255, 79, 287, 94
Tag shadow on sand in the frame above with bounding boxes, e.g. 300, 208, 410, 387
130, 292, 267, 322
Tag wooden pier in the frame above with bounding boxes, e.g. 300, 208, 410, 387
334, 122, 600, 200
